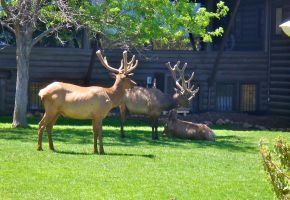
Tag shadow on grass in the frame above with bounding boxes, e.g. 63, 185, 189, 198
0, 116, 148, 127
53, 149, 155, 158
190, 135, 256, 152
0, 117, 257, 153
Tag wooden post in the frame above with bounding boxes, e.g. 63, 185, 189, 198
0, 79, 5, 114
264, 0, 270, 52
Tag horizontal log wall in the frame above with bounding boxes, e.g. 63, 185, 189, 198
233, 0, 266, 51
0, 47, 268, 115
269, 1, 290, 115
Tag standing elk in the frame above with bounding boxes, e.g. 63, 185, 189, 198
163, 109, 215, 141
37, 50, 138, 154
119, 61, 199, 140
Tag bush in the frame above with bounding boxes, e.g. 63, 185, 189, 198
259, 137, 290, 200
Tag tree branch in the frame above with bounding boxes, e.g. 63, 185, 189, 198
0, 20, 15, 34
31, 25, 64, 47
32, 0, 43, 25
261, 151, 290, 179
0, 0, 14, 18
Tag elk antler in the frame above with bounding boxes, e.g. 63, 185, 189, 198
166, 61, 199, 100
96, 50, 138, 74
120, 51, 139, 74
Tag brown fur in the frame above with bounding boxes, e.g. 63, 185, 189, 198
37, 51, 138, 154
163, 110, 215, 141
119, 86, 191, 140
120, 61, 199, 140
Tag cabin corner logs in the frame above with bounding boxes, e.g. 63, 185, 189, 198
0, 0, 289, 116
269, 0, 290, 115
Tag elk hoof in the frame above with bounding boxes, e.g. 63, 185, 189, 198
152, 135, 159, 140
99, 149, 105, 155
36, 146, 43, 151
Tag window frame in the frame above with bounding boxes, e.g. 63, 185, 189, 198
28, 82, 47, 112
215, 82, 236, 112
239, 83, 259, 113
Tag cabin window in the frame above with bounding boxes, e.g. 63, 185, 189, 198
275, 8, 283, 35
29, 82, 46, 111
240, 84, 257, 112
216, 84, 234, 112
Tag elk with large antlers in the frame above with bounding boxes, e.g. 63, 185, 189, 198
37, 50, 138, 154
163, 109, 215, 141
119, 61, 199, 140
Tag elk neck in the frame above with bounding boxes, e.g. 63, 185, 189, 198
162, 93, 178, 111
106, 76, 127, 107
169, 93, 181, 110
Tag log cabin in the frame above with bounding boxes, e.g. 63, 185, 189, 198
0, 0, 289, 116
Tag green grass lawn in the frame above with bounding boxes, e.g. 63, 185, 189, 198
0, 116, 289, 200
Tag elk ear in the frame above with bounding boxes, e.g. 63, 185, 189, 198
188, 95, 195, 101
127, 73, 134, 77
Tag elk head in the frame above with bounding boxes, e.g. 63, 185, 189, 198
166, 61, 199, 107
96, 50, 138, 90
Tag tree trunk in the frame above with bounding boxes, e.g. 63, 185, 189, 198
83, 34, 102, 86
188, 33, 195, 50
81, 28, 90, 49
12, 30, 32, 128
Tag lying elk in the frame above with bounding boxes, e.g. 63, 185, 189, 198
37, 50, 138, 154
119, 61, 199, 140
163, 109, 215, 141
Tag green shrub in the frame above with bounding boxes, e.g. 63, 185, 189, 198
259, 137, 290, 200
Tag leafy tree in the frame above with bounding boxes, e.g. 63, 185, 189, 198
75, 0, 228, 48
0, 0, 74, 127
260, 137, 290, 200
0, 0, 228, 127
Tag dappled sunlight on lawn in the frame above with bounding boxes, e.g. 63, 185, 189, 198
1, 117, 286, 153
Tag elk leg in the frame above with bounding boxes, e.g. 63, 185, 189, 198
98, 120, 105, 155
93, 119, 104, 155
153, 118, 158, 140
150, 118, 154, 140
151, 117, 158, 140
119, 104, 127, 138
154, 118, 159, 140
37, 113, 47, 151
46, 114, 59, 151
92, 120, 99, 154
